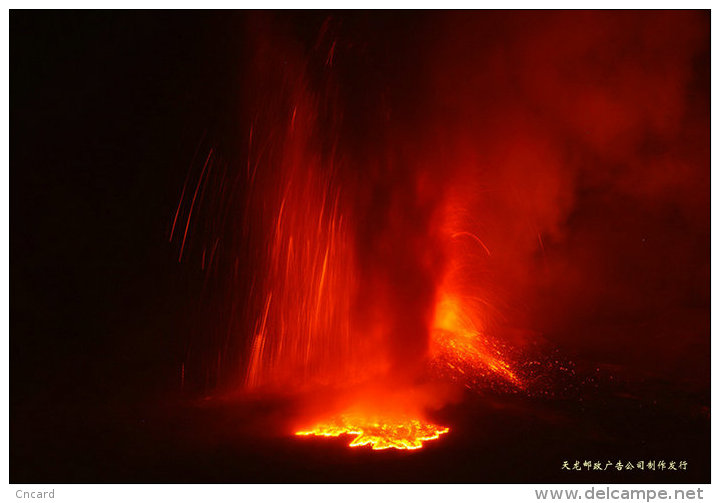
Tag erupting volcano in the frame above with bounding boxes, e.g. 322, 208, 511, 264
169, 13, 531, 450
11, 9, 709, 484
165, 11, 708, 460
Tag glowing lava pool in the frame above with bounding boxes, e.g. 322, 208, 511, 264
296, 414, 450, 450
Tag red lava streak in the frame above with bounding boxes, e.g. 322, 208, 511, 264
170, 12, 708, 452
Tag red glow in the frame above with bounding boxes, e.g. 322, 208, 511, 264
431, 294, 522, 387
170, 12, 709, 453
296, 414, 449, 450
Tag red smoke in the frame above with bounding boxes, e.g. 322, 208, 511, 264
174, 11, 709, 434
420, 10, 709, 382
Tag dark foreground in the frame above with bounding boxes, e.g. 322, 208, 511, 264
11, 380, 709, 483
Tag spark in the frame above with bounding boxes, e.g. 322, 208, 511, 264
431, 294, 522, 387
179, 148, 213, 262
451, 231, 492, 256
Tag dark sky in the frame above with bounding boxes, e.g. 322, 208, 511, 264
12, 11, 246, 405
11, 8, 709, 464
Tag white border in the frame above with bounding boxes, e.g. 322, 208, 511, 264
2, 4, 715, 502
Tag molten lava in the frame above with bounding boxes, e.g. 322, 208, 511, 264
168, 12, 709, 463
174, 14, 527, 452
431, 294, 522, 387
296, 413, 449, 450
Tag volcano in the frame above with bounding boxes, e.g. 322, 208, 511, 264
11, 10, 710, 483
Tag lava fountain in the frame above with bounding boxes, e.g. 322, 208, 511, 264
172, 13, 526, 451
239, 17, 459, 450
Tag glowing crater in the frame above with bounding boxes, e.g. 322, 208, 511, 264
296, 414, 450, 450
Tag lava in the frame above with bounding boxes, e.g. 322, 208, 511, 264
157, 12, 710, 468
172, 15, 526, 450
431, 294, 522, 387
240, 25, 362, 391
296, 413, 450, 450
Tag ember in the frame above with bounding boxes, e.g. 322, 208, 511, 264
430, 294, 522, 387
165, 12, 708, 461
